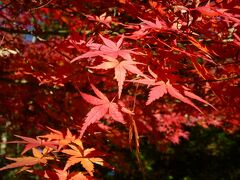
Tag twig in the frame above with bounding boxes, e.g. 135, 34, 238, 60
177, 74, 240, 84
0, 27, 69, 36
30, 0, 54, 10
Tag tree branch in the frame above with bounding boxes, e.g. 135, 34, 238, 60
0, 27, 69, 36
177, 74, 240, 84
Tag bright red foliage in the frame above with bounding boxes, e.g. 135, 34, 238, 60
0, 0, 239, 178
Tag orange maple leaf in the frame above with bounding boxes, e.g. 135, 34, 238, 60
46, 168, 89, 180
0, 148, 53, 171
62, 143, 104, 176
39, 127, 78, 149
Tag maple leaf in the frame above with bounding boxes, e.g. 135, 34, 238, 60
0, 148, 53, 171
129, 68, 215, 112
71, 34, 141, 62
193, 3, 240, 25
183, 87, 217, 110
165, 81, 203, 113
195, 5, 220, 17
50, 168, 69, 180
46, 168, 89, 180
39, 127, 78, 149
193, 1, 228, 17
69, 172, 89, 180
80, 84, 125, 137
139, 17, 168, 31
62, 143, 104, 176
146, 81, 167, 105
168, 129, 189, 144
188, 36, 213, 58
86, 12, 112, 27
89, 56, 146, 98
125, 28, 149, 40
8, 135, 57, 155
126, 66, 157, 87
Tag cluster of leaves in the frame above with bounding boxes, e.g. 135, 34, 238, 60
0, 128, 108, 179
0, 0, 240, 179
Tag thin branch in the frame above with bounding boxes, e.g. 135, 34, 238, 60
37, 37, 72, 61
0, 34, 5, 46
0, 1, 12, 11
0, 27, 69, 36
177, 74, 240, 84
30, 0, 53, 10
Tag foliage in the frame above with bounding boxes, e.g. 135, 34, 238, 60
0, 0, 239, 179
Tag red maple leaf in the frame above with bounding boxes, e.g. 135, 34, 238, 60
193, 2, 226, 17
8, 135, 57, 155
139, 17, 168, 31
71, 34, 141, 62
193, 3, 240, 25
89, 55, 146, 98
129, 67, 215, 112
80, 84, 125, 138
86, 12, 112, 27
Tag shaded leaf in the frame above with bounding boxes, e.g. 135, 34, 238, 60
0, 148, 52, 171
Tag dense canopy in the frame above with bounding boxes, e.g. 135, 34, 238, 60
0, 0, 239, 179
